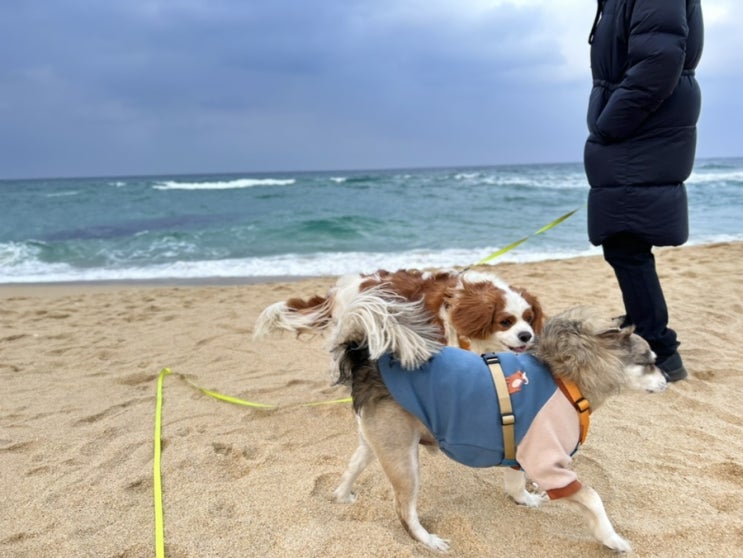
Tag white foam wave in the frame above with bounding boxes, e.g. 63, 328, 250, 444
454, 170, 588, 190
153, 178, 296, 190
3, 235, 741, 284
0, 241, 39, 266
45, 191, 80, 198
687, 170, 743, 185
330, 177, 346, 183
0, 245, 602, 283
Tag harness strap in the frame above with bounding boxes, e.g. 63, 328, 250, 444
555, 377, 591, 445
485, 357, 516, 461
484, 354, 592, 460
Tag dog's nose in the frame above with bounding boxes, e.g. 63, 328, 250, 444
518, 331, 532, 343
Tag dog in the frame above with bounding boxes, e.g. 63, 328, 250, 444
329, 300, 667, 553
253, 268, 544, 356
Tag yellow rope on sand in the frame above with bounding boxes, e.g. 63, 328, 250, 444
153, 367, 171, 558
152, 368, 351, 557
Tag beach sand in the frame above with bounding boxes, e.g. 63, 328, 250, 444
1, 242, 742, 558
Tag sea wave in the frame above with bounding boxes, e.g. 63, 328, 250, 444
687, 170, 743, 185
152, 178, 296, 190
451, 169, 588, 190
451, 165, 743, 190
3, 236, 742, 284
695, 158, 742, 170
0, 241, 37, 266
340, 175, 382, 185
45, 190, 80, 198
0, 243, 598, 283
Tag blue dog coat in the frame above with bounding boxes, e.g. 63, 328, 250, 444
378, 347, 583, 498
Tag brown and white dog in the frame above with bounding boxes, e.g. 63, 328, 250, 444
253, 268, 544, 357
329, 300, 667, 553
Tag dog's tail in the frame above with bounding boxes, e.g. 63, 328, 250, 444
253, 295, 333, 339
329, 286, 442, 372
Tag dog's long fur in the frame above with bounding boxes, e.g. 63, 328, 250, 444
330, 303, 667, 553
254, 268, 544, 357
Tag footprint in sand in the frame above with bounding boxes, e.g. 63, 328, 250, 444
210, 441, 264, 479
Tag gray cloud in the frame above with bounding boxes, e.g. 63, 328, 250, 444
0, 0, 739, 178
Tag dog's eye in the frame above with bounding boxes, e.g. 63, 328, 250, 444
500, 318, 514, 327
635, 352, 656, 367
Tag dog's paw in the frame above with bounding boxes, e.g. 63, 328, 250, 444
511, 490, 547, 508
423, 534, 450, 552
604, 533, 632, 553
332, 488, 357, 504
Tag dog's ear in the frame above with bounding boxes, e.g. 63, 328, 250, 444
597, 326, 635, 348
598, 325, 634, 337
518, 288, 545, 334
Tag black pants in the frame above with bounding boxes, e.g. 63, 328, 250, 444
602, 233, 679, 360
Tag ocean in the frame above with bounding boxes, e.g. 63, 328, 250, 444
1, 158, 742, 284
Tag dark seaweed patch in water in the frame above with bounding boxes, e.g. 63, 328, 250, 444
42, 213, 239, 241
295, 216, 380, 239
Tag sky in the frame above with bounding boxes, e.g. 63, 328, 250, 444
1, 0, 740, 179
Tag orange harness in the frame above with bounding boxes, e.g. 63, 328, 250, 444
555, 377, 591, 445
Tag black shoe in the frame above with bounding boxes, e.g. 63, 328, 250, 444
657, 351, 688, 382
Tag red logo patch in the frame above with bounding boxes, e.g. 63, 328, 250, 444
506, 370, 529, 394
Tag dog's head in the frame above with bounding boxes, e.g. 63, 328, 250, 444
620, 332, 668, 392
533, 307, 667, 408
443, 272, 544, 354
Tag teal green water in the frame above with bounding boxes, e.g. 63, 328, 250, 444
1, 159, 741, 282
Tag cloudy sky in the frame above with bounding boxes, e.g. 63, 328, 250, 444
1, 0, 740, 179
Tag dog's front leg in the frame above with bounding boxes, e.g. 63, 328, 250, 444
503, 468, 547, 507
566, 485, 631, 553
333, 429, 375, 503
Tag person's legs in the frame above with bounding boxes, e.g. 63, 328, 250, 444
602, 233, 687, 381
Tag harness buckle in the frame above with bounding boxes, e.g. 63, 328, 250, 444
575, 397, 591, 414
481, 352, 500, 365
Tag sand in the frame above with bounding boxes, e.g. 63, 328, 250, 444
1, 242, 742, 558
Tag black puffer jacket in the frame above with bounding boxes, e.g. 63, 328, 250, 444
584, 0, 703, 246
